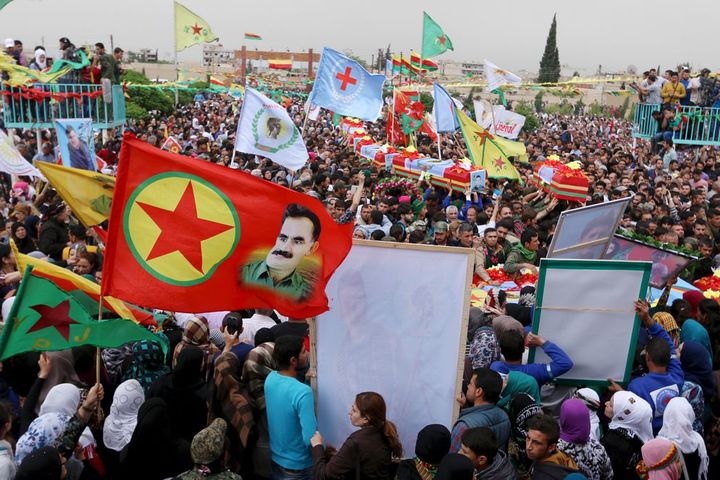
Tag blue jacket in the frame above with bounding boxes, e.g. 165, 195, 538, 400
628, 322, 684, 433
450, 403, 511, 453
490, 342, 574, 386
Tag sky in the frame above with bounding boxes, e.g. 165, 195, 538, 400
2, 0, 719, 75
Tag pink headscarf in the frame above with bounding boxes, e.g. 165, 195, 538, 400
637, 438, 683, 480
559, 399, 591, 444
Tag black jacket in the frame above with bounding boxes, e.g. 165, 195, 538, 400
38, 218, 69, 261
312, 425, 395, 480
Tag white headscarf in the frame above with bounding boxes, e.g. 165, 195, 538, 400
103, 379, 145, 452
33, 49, 47, 69
575, 387, 601, 442
608, 391, 654, 443
658, 397, 708, 480
15, 383, 80, 464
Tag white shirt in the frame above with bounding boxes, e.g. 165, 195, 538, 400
239, 313, 277, 345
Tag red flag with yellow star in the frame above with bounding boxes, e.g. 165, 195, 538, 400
101, 133, 353, 317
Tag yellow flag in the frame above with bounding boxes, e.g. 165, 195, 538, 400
456, 108, 524, 180
36, 162, 114, 227
175, 1, 219, 51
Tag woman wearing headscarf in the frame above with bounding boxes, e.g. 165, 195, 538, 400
636, 438, 687, 480
601, 391, 653, 480
507, 393, 541, 477
118, 398, 192, 479
311, 392, 402, 480
15, 383, 79, 464
658, 397, 708, 480
680, 322, 712, 366
497, 371, 540, 410
29, 49, 48, 71
149, 346, 208, 444
100, 379, 144, 476
468, 314, 500, 370
556, 399, 613, 480
210, 351, 256, 475
121, 339, 170, 394
396, 424, 451, 480
22, 351, 83, 425
241, 340, 276, 478
11, 222, 37, 254
573, 388, 602, 442
172, 316, 217, 373
653, 312, 680, 347
680, 340, 715, 428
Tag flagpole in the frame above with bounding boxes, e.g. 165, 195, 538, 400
389, 87, 396, 147
95, 295, 103, 411
173, 1, 179, 106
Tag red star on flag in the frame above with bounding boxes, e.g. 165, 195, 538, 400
437, 35, 446, 46
494, 157, 506, 169
190, 23, 203, 35
27, 300, 80, 341
137, 182, 234, 274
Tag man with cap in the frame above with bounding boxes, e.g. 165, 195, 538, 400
430, 221, 450, 246
175, 418, 243, 479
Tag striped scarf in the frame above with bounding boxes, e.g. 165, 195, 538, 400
414, 457, 438, 480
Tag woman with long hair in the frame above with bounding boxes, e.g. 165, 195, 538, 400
311, 391, 402, 480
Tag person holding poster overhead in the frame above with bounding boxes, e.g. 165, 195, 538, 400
608, 300, 684, 434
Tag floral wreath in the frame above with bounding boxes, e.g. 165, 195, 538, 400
373, 177, 421, 199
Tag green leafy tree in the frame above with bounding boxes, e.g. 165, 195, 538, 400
121, 69, 152, 85
534, 91, 545, 112
538, 14, 561, 83
514, 102, 539, 132
125, 102, 149, 120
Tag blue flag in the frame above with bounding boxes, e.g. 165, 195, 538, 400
311, 47, 386, 122
432, 83, 459, 132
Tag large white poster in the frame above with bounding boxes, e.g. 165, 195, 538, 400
530, 259, 651, 385
317, 241, 472, 456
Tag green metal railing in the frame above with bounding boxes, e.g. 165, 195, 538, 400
1, 83, 126, 129
633, 103, 720, 146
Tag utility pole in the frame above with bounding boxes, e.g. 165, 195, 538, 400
110, 34, 114, 52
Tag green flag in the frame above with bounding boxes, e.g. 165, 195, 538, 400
0, 267, 164, 361
0, 1, 14, 11
331, 112, 343, 126
400, 114, 424, 135
422, 12, 454, 58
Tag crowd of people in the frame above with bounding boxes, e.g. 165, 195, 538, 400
0, 48, 719, 480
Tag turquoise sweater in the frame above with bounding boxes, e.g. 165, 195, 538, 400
265, 371, 317, 469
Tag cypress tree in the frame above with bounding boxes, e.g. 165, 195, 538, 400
538, 14, 560, 83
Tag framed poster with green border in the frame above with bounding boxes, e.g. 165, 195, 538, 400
528, 258, 652, 387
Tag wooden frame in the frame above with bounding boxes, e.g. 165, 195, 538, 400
547, 197, 631, 259
312, 238, 474, 430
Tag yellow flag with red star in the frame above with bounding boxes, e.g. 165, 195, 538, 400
175, 1, 219, 51
456, 107, 524, 180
